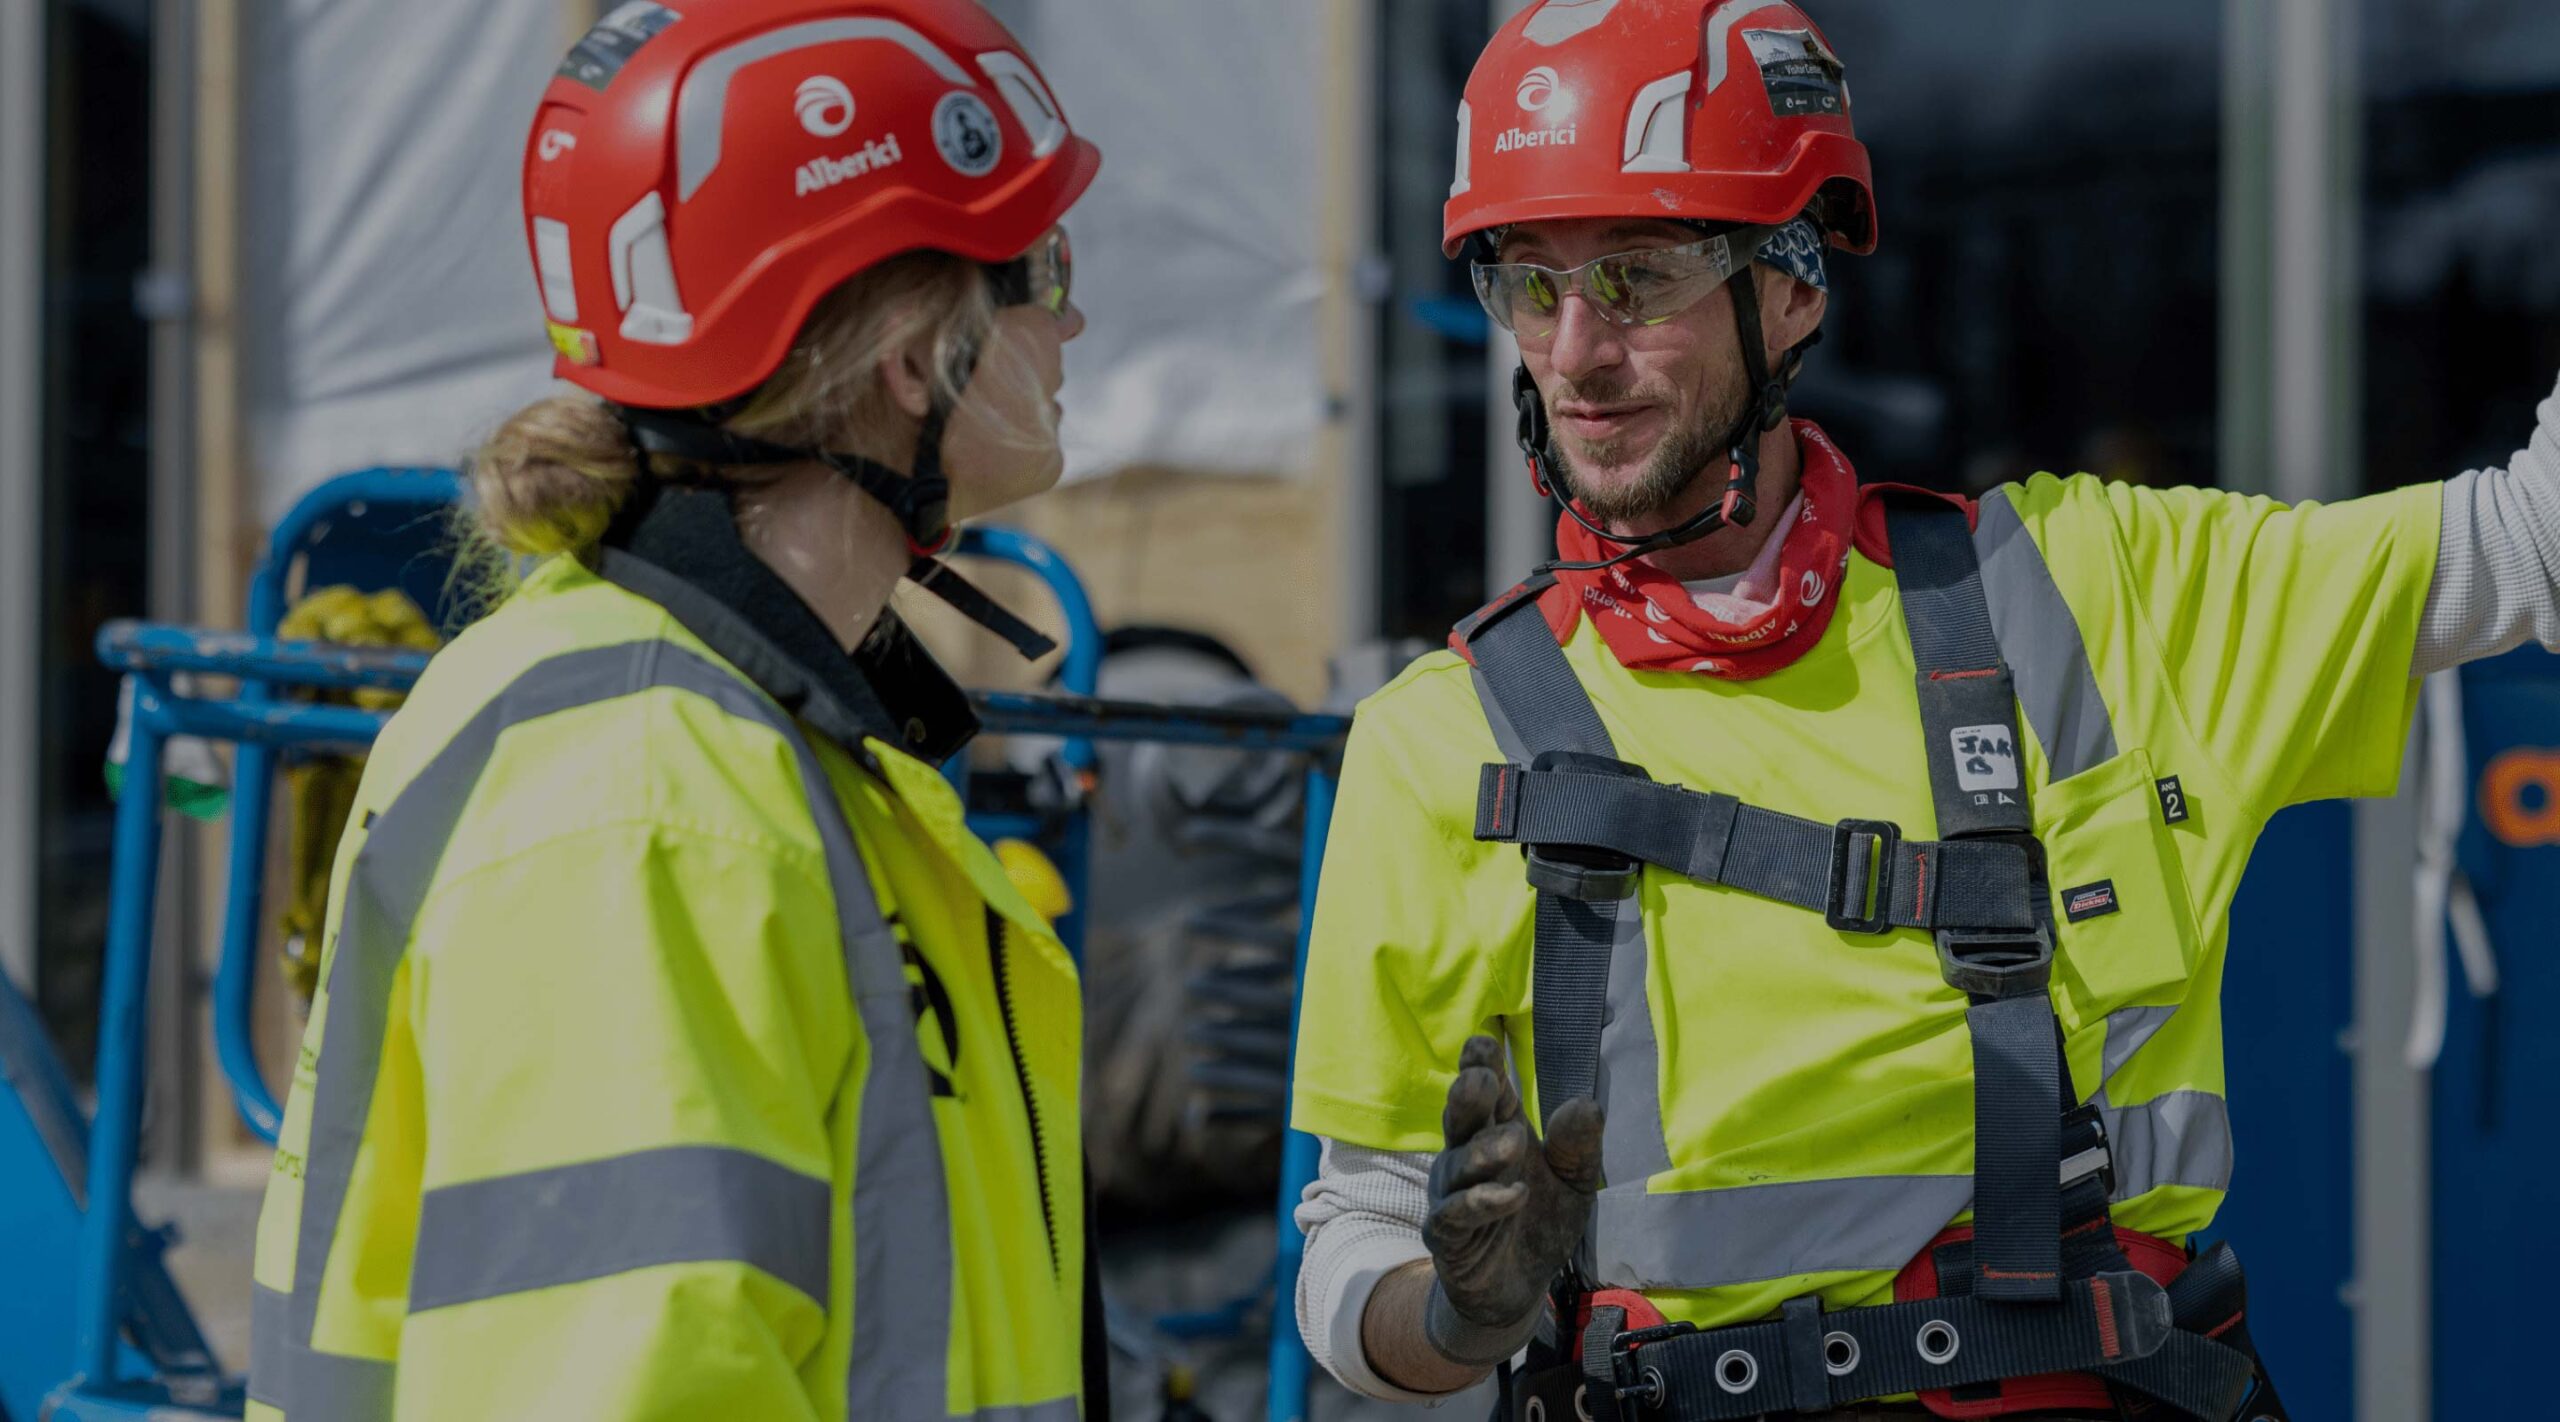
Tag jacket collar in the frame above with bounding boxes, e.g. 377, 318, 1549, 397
594, 483, 978, 765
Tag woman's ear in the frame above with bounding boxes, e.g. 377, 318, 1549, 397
876, 330, 937, 421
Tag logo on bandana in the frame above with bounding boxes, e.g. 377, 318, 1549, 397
1800, 569, 1827, 606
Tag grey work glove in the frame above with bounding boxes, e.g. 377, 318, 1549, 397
1421, 1034, 1607, 1367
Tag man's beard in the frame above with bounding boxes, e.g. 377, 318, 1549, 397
1544, 378, 1746, 524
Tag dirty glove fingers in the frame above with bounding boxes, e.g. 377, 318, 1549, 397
1457, 1033, 1524, 1126
1441, 1062, 1510, 1151
1541, 1096, 1608, 1195
1435, 1118, 1528, 1196
1427, 1178, 1529, 1237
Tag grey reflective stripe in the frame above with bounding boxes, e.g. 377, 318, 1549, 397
1974, 488, 2119, 782
2102, 1004, 2180, 1084
1596, 888, 1674, 1192
272, 640, 952, 1419
677, 19, 970, 199
249, 1283, 395, 1420
409, 1145, 832, 1313
1587, 1082, 2234, 1292
1594, 1175, 1976, 1290
2101, 1088, 2233, 1196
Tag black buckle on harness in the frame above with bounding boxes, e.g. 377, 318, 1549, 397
1608, 1320, 1699, 1408
1824, 819, 1901, 934
1934, 925, 2055, 998
1522, 751, 1648, 902
2060, 1101, 2117, 1195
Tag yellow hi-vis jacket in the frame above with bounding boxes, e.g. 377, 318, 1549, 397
249, 498, 1083, 1422
1294, 471, 2442, 1331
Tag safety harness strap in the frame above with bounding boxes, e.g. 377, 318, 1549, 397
1469, 581, 1612, 756
1886, 496, 2070, 1305
1459, 581, 1621, 1300
1474, 764, 2039, 931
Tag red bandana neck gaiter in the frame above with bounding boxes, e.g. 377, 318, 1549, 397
1545, 418, 1858, 680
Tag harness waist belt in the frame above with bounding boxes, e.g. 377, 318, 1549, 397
1475, 762, 2039, 931
1607, 1272, 2175, 1418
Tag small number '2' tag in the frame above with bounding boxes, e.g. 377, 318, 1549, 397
2063, 880, 2120, 923
2156, 775, 2189, 824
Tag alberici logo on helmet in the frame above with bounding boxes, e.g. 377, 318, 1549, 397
518, 0, 1099, 656
1448, 0, 1874, 575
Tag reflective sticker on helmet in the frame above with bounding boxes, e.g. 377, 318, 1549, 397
547, 322, 600, 365
533, 217, 579, 323
1742, 27, 1845, 118
932, 91, 1004, 177
558, 2, 683, 93
1521, 0, 1621, 47
978, 51, 1069, 159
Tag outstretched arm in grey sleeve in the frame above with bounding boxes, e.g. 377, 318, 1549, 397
2418, 374, 2560, 675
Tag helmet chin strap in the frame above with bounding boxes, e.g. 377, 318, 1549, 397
608, 345, 1058, 661
1521, 267, 1816, 575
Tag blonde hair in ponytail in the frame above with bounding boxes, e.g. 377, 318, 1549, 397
464, 246, 1049, 580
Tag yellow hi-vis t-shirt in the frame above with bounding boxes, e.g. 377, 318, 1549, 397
1292, 473, 2440, 1330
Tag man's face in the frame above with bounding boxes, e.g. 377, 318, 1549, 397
1499, 218, 1752, 527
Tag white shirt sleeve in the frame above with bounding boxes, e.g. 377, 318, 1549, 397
2418, 374, 2560, 677
1292, 1137, 1479, 1405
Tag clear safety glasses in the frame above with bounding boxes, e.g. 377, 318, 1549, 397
1471, 227, 1771, 347
991, 226, 1075, 317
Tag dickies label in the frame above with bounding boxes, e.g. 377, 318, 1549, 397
2062, 880, 2120, 923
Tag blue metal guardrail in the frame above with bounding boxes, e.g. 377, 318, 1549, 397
36, 615, 1343, 1420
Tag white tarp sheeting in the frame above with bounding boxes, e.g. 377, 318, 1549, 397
243, 1, 1323, 521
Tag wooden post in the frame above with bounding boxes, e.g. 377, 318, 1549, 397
195, 0, 246, 637
1319, 0, 1381, 654
190, 0, 260, 1165
0, 0, 46, 995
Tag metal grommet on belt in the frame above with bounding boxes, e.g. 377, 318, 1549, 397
1822, 1329, 1861, 1376
1572, 1382, 1593, 1422
1524, 1397, 1546, 1422
1916, 1318, 1961, 1366
1714, 1348, 1758, 1394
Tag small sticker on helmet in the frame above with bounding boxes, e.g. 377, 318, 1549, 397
547, 322, 600, 365
1742, 27, 1845, 118
557, 2, 682, 93
932, 91, 1005, 178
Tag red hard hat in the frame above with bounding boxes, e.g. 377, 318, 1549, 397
1442, 0, 1875, 257
523, 0, 1101, 410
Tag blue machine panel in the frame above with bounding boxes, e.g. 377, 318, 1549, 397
2431, 648, 2560, 1419
2211, 798, 2357, 1421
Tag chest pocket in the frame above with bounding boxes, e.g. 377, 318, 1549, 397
2035, 746, 2201, 1034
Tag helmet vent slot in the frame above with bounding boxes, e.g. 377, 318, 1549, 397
1621, 70, 1691, 173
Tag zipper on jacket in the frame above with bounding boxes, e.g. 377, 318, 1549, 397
986, 907, 1060, 1277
